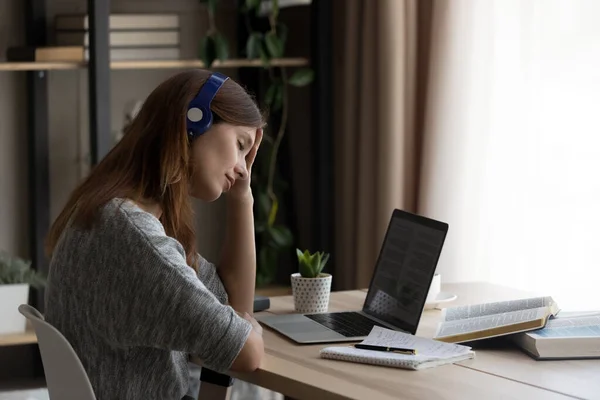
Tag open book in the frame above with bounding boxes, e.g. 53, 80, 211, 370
433, 296, 560, 343
512, 313, 600, 360
320, 326, 475, 370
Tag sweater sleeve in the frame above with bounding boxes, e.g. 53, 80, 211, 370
85, 203, 252, 373
196, 254, 228, 305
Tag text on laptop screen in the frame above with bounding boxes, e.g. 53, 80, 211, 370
362, 211, 447, 332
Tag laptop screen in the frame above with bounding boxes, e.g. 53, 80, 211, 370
362, 209, 449, 334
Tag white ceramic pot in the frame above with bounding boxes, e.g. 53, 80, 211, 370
0, 283, 30, 334
290, 273, 332, 313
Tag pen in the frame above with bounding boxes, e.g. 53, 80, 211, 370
354, 344, 417, 355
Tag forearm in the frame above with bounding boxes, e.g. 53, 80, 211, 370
218, 196, 256, 315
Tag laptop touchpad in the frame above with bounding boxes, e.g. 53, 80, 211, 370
259, 314, 345, 342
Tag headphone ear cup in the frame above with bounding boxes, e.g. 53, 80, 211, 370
186, 72, 228, 139
187, 106, 212, 136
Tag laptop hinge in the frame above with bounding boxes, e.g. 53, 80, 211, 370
358, 311, 408, 333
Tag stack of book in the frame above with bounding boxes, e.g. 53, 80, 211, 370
433, 296, 600, 360
54, 13, 181, 61
6, 13, 181, 63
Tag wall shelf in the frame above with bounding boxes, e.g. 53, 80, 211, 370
0, 330, 37, 347
0, 57, 309, 72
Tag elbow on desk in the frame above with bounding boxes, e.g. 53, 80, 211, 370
230, 330, 265, 373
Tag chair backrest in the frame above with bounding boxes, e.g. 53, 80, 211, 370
18, 304, 97, 400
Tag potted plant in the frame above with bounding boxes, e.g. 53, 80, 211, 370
291, 249, 332, 313
0, 251, 46, 334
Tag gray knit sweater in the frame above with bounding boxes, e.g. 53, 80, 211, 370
44, 198, 252, 400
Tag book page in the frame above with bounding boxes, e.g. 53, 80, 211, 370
435, 307, 548, 339
442, 296, 554, 322
360, 326, 471, 358
529, 316, 600, 338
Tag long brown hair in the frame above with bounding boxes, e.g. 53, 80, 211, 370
46, 69, 265, 270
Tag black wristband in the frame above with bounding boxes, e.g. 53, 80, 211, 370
200, 368, 234, 387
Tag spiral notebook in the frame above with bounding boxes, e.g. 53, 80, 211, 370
320, 326, 475, 370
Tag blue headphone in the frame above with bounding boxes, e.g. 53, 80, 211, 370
186, 72, 229, 139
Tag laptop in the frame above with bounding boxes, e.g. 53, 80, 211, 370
256, 209, 449, 344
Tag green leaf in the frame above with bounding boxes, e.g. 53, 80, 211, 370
265, 82, 278, 107
199, 35, 216, 68
294, 249, 329, 278
289, 68, 315, 87
259, 44, 271, 67
268, 197, 278, 226
264, 81, 283, 111
265, 31, 284, 58
246, 0, 262, 11
320, 252, 330, 270
271, 0, 280, 20
299, 259, 314, 278
277, 22, 289, 50
199, 0, 218, 15
246, 32, 263, 59
213, 32, 229, 62
257, 191, 271, 218
268, 225, 293, 247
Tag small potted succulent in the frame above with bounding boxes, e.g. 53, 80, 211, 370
291, 249, 332, 313
0, 251, 46, 334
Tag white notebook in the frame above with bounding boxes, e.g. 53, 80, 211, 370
320, 326, 475, 370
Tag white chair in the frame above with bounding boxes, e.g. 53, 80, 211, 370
18, 304, 97, 400
19, 304, 231, 400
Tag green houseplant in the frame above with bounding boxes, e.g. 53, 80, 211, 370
199, 0, 315, 286
0, 251, 46, 334
242, 0, 314, 287
291, 248, 332, 313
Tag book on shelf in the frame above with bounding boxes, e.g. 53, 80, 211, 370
6, 46, 180, 62
54, 13, 180, 31
84, 47, 180, 61
433, 296, 560, 343
511, 312, 600, 360
55, 30, 180, 47
6, 46, 84, 62
320, 326, 475, 371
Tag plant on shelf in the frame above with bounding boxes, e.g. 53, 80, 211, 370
291, 248, 332, 313
0, 251, 46, 287
0, 251, 46, 334
241, 0, 315, 287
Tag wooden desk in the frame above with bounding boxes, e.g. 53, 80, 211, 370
225, 282, 599, 400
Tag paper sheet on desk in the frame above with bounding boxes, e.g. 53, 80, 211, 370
319, 326, 475, 370
359, 326, 472, 358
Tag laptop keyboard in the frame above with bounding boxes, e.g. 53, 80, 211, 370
304, 312, 387, 337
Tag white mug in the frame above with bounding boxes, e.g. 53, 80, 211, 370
426, 273, 441, 303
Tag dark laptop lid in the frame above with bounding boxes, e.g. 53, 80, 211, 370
361, 209, 449, 335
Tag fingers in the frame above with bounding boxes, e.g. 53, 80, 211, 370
246, 129, 263, 167
255, 128, 264, 147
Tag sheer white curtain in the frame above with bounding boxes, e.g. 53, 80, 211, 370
419, 0, 600, 310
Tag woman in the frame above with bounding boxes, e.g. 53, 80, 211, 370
44, 69, 265, 399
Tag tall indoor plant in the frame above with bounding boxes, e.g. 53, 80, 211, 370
199, 0, 315, 286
